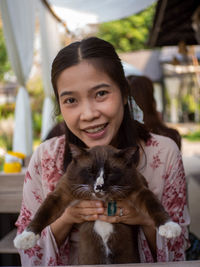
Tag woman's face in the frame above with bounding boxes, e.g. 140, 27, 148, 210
57, 60, 125, 148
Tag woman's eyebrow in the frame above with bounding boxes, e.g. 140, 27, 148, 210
59, 83, 111, 97
91, 83, 111, 91
59, 91, 74, 97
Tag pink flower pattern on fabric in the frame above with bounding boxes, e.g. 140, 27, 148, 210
24, 171, 32, 183
150, 150, 163, 170
32, 190, 43, 204
24, 245, 43, 259
16, 201, 32, 234
48, 257, 57, 266
146, 137, 159, 147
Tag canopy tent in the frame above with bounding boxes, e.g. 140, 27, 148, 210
148, 0, 200, 47
0, 0, 155, 156
147, 0, 200, 123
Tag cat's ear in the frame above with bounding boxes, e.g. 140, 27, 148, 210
116, 145, 139, 166
69, 144, 87, 159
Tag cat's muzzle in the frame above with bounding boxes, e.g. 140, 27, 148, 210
94, 190, 105, 198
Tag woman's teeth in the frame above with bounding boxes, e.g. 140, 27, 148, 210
85, 124, 106, 133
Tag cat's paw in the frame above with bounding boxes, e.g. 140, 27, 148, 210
13, 230, 40, 250
158, 222, 181, 238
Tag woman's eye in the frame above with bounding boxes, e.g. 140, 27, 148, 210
96, 90, 108, 98
64, 98, 76, 104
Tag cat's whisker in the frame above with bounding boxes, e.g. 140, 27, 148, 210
71, 184, 92, 199
109, 185, 133, 198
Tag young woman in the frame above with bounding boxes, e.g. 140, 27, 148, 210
15, 37, 190, 266
127, 75, 182, 150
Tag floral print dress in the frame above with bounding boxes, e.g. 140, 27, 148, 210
15, 134, 190, 266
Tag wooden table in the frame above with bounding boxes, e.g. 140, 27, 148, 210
51, 261, 200, 267
0, 170, 25, 213
68, 262, 200, 267
0, 170, 25, 255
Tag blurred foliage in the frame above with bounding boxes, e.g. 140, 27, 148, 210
183, 129, 200, 141
0, 26, 12, 81
0, 157, 3, 171
182, 94, 198, 113
27, 76, 44, 139
27, 76, 45, 112
0, 76, 45, 150
32, 112, 42, 139
0, 133, 12, 151
0, 132, 13, 171
97, 3, 155, 52
0, 103, 15, 119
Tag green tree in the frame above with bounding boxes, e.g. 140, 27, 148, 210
0, 25, 11, 81
97, 4, 155, 52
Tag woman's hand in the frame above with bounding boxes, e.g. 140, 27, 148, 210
50, 200, 104, 247
60, 200, 105, 224
98, 199, 155, 227
97, 199, 156, 258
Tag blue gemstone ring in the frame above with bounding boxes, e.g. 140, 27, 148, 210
107, 201, 117, 216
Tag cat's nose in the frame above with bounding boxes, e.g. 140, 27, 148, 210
94, 184, 104, 193
96, 184, 103, 191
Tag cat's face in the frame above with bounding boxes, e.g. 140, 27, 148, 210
66, 144, 138, 201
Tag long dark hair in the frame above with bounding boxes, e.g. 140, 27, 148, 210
51, 37, 150, 170
127, 75, 181, 149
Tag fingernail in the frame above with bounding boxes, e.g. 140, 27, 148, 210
96, 202, 102, 207
97, 208, 104, 213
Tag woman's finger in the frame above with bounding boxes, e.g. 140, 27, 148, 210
81, 214, 99, 221
102, 204, 127, 217
76, 200, 103, 208
77, 207, 104, 216
98, 215, 121, 223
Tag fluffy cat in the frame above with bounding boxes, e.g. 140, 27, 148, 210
14, 144, 181, 264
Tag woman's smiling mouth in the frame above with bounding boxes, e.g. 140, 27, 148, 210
83, 123, 108, 139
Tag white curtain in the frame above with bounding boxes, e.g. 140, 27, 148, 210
0, 0, 36, 156
38, 0, 62, 140
49, 0, 156, 31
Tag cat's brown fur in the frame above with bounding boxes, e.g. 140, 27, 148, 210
14, 144, 180, 264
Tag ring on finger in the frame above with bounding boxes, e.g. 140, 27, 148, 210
119, 207, 123, 217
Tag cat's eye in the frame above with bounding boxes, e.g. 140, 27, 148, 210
108, 168, 122, 181
87, 168, 97, 177
80, 167, 96, 180
86, 167, 92, 173
110, 167, 121, 174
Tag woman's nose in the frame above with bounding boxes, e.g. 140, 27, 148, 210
80, 102, 100, 121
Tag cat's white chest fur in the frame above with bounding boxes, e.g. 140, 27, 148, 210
94, 220, 113, 255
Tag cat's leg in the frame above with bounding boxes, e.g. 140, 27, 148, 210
78, 222, 108, 264
130, 187, 181, 238
14, 182, 72, 249
108, 224, 140, 264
